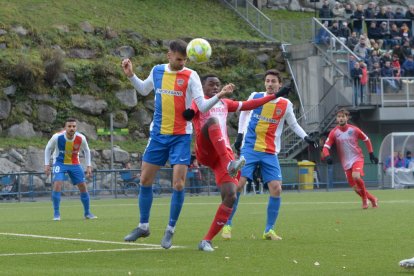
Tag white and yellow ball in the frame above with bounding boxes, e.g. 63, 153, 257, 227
186, 38, 212, 63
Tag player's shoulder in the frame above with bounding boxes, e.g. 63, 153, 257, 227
75, 132, 88, 141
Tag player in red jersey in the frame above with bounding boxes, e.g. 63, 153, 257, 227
193, 74, 289, 251
322, 108, 379, 209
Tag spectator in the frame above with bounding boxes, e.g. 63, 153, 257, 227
338, 21, 351, 48
367, 21, 384, 49
376, 7, 390, 25
364, 2, 377, 30
405, 5, 414, 30
389, 23, 402, 48
379, 21, 391, 49
120, 162, 140, 185
396, 151, 407, 168
347, 31, 359, 50
351, 61, 363, 105
405, 151, 412, 168
385, 6, 395, 20
329, 20, 341, 49
367, 49, 381, 71
394, 7, 405, 27
401, 40, 412, 60
400, 23, 411, 42
353, 37, 370, 61
344, 3, 355, 32
368, 62, 381, 94
381, 60, 399, 92
319, 0, 333, 25
380, 50, 392, 67
332, 2, 345, 22
352, 4, 365, 35
402, 55, 414, 77
315, 21, 331, 46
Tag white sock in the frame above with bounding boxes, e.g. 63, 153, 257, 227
138, 223, 149, 230
166, 225, 175, 232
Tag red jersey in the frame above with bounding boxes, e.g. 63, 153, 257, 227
323, 124, 373, 170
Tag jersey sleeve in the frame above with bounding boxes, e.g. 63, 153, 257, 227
223, 99, 241, 112
80, 135, 92, 167
237, 92, 256, 134
239, 94, 276, 111
128, 67, 154, 96
284, 101, 307, 139
44, 134, 58, 165
356, 127, 373, 153
323, 129, 336, 157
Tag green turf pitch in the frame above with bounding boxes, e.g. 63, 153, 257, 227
0, 189, 413, 275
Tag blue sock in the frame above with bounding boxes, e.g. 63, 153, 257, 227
265, 196, 281, 232
139, 186, 153, 224
226, 192, 241, 226
51, 191, 61, 215
80, 192, 90, 215
169, 189, 185, 227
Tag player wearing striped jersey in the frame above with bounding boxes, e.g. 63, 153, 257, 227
121, 40, 233, 249
44, 118, 96, 221
322, 108, 379, 209
194, 74, 288, 252
221, 69, 318, 241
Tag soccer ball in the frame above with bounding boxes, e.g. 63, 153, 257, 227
186, 38, 212, 63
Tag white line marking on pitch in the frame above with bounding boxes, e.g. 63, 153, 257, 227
0, 247, 162, 257
0, 233, 184, 248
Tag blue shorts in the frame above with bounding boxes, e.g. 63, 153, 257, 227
53, 163, 85, 185
143, 134, 191, 166
240, 149, 282, 184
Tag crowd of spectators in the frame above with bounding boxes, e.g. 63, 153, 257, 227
315, 1, 414, 104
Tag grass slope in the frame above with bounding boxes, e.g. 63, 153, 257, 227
0, 0, 262, 40
0, 189, 413, 275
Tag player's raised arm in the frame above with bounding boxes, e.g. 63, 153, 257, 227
122, 58, 154, 96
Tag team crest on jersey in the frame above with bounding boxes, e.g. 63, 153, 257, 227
348, 129, 354, 135
73, 144, 80, 150
176, 79, 185, 86
276, 108, 283, 116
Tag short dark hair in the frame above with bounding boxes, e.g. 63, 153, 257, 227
264, 69, 282, 83
201, 74, 219, 85
169, 39, 187, 56
65, 118, 77, 126
336, 108, 350, 116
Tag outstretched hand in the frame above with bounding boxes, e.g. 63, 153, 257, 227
304, 136, 319, 149
217, 83, 235, 99
275, 82, 293, 98
369, 152, 379, 164
121, 58, 134, 77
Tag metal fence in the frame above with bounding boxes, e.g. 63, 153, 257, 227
0, 163, 383, 202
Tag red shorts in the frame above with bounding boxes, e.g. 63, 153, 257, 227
195, 134, 238, 186
345, 161, 365, 187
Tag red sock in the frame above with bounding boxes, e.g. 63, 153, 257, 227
204, 203, 232, 241
355, 178, 368, 200
208, 124, 232, 165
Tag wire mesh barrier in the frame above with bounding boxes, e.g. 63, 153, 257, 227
0, 163, 383, 202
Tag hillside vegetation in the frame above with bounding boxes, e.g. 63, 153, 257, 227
0, 0, 301, 151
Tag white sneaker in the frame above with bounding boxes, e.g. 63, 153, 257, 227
227, 156, 246, 178
400, 257, 414, 268
198, 240, 214, 252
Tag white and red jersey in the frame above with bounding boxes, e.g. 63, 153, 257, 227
323, 124, 373, 170
192, 98, 241, 150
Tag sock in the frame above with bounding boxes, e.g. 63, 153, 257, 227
169, 189, 184, 227
80, 192, 90, 215
204, 203, 233, 241
226, 192, 241, 226
139, 186, 153, 224
208, 124, 232, 165
355, 178, 368, 200
265, 196, 281, 233
51, 191, 61, 215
